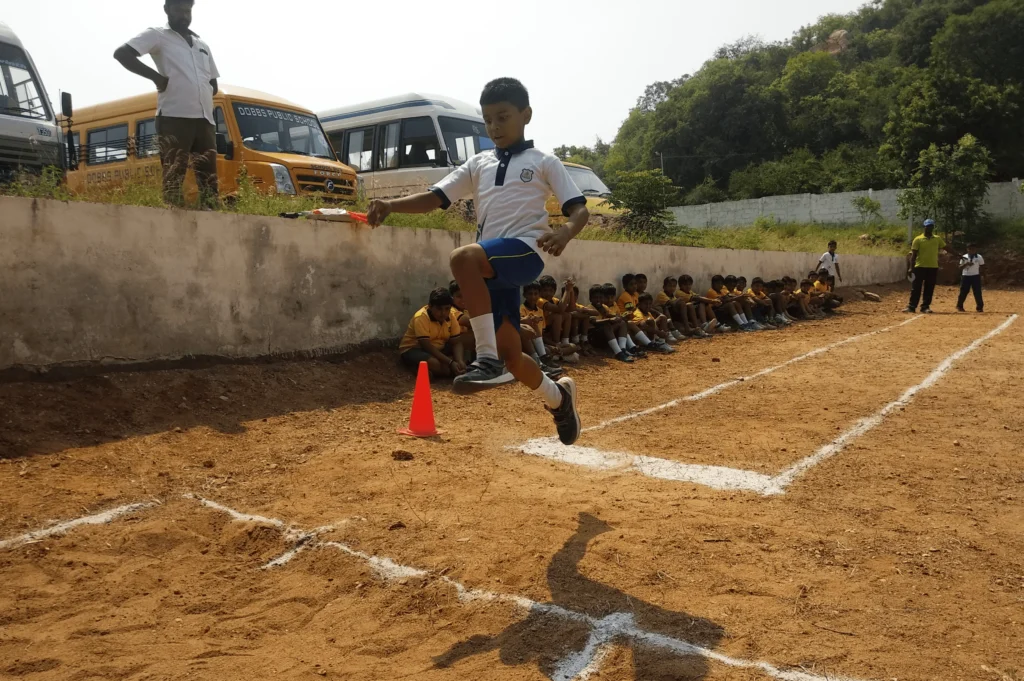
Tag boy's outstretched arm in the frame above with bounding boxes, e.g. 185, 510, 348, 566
538, 204, 590, 257
367, 192, 444, 226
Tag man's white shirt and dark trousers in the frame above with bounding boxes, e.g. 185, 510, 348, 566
956, 253, 985, 312
126, 25, 220, 206
818, 251, 839, 287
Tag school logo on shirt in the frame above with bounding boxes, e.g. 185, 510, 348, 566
520, 168, 534, 183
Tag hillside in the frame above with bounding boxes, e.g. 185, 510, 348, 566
557, 0, 1024, 205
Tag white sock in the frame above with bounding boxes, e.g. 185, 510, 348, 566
636, 331, 652, 346
470, 315, 498, 361
536, 374, 564, 410
572, 335, 581, 344
532, 338, 547, 357
740, 314, 750, 325
732, 314, 744, 327
607, 338, 622, 354
623, 336, 636, 349
561, 337, 570, 345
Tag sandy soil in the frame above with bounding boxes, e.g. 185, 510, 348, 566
1, 285, 1022, 681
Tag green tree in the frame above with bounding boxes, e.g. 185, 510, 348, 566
683, 176, 729, 205
606, 170, 679, 242
897, 133, 992, 241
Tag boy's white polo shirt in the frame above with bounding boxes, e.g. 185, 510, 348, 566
960, 253, 984, 276
127, 25, 220, 124
430, 140, 585, 252
818, 251, 839, 276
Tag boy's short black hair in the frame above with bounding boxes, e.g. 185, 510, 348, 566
622, 273, 636, 287
967, 242, 978, 248
711, 274, 725, 285
638, 293, 654, 304
828, 240, 838, 247
601, 284, 617, 298
818, 269, 830, 277
429, 287, 454, 308
809, 271, 819, 278
538, 275, 557, 289
448, 280, 460, 296
635, 273, 648, 281
664, 276, 678, 287
680, 274, 693, 284
480, 78, 530, 111
800, 279, 813, 287
523, 281, 541, 294
752, 277, 764, 286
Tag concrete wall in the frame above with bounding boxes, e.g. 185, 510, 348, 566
0, 196, 907, 372
670, 181, 1024, 228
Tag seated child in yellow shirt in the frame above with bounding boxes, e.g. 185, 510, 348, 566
399, 287, 467, 378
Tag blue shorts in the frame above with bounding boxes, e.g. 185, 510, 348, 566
480, 238, 545, 331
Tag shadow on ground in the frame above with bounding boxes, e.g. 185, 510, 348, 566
435, 513, 724, 680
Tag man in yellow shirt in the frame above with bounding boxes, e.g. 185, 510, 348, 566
905, 219, 947, 314
399, 288, 467, 377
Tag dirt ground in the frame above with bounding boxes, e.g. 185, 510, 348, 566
1, 284, 1022, 681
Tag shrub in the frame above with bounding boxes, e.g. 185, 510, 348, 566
606, 169, 680, 242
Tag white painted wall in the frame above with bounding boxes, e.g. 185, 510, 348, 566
0, 196, 907, 372
670, 181, 1024, 228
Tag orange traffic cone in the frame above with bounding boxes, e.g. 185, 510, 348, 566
398, 362, 442, 438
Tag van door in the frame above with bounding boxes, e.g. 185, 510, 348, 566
368, 117, 448, 199
342, 125, 374, 196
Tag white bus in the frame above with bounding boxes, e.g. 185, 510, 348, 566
0, 21, 67, 177
319, 93, 494, 199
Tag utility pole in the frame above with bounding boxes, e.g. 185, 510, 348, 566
655, 152, 666, 208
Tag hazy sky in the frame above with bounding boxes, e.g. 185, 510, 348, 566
6, 0, 867, 150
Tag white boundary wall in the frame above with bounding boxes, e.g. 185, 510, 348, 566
670, 181, 1024, 228
0, 196, 906, 372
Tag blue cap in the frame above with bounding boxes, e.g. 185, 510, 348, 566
923, 219, 935, 227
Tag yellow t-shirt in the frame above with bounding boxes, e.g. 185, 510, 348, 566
399, 306, 461, 352
912, 234, 946, 269
746, 288, 767, 299
617, 291, 639, 315
655, 291, 673, 307
676, 290, 696, 303
813, 280, 831, 293
541, 297, 560, 325
706, 289, 721, 301
600, 304, 619, 318
520, 303, 545, 332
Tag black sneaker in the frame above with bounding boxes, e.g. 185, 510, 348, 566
628, 346, 648, 359
956, 307, 966, 313
547, 378, 581, 445
542, 365, 565, 379
453, 357, 513, 395
614, 351, 635, 364
922, 308, 934, 314
650, 342, 674, 355
903, 307, 916, 313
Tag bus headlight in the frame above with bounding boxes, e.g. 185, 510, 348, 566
270, 163, 296, 195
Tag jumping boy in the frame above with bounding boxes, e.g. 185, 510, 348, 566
367, 78, 586, 444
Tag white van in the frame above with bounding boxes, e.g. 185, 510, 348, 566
0, 21, 66, 177
319, 93, 494, 199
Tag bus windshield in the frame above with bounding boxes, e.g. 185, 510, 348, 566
566, 165, 612, 197
233, 103, 334, 159
0, 43, 50, 120
439, 116, 493, 164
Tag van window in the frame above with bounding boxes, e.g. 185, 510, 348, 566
400, 117, 439, 167
233, 103, 334, 159
344, 127, 373, 172
439, 117, 493, 164
87, 124, 129, 165
136, 119, 159, 158
376, 122, 399, 170
215, 107, 228, 136
0, 43, 50, 120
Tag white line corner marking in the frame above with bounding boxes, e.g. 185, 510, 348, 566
0, 500, 160, 551
517, 315, 1016, 495
193, 496, 871, 681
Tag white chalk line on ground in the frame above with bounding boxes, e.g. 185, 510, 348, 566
517, 315, 1017, 496
192, 495, 871, 681
0, 500, 160, 551
582, 316, 921, 434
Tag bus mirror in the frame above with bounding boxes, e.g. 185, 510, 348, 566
217, 133, 234, 160
61, 92, 73, 118
436, 149, 449, 167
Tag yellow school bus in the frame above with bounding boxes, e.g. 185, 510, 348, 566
64, 85, 357, 200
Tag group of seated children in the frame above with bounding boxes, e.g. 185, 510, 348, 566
400, 269, 844, 377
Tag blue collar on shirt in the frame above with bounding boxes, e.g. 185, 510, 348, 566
496, 139, 534, 156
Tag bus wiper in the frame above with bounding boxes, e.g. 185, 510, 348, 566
284, 149, 311, 156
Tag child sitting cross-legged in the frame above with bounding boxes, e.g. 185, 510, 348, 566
584, 284, 634, 363
745, 277, 782, 329
763, 279, 794, 326
399, 287, 468, 378
814, 269, 844, 312
799, 278, 827, 319
634, 293, 675, 353
655, 277, 691, 341
677, 274, 716, 336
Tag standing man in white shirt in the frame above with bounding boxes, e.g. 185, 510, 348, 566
114, 0, 220, 208
816, 240, 842, 290
956, 242, 985, 313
